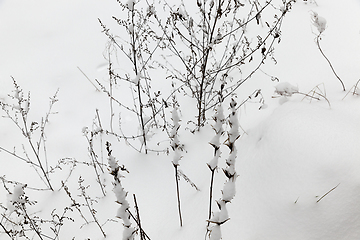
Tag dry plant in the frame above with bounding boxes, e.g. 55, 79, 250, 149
78, 176, 107, 238
82, 124, 107, 197
207, 92, 225, 228
97, 0, 166, 154
342, 79, 360, 99
0, 78, 58, 191
156, 0, 296, 128
106, 141, 151, 240
311, 11, 346, 91
0, 182, 73, 240
207, 98, 240, 240
95, 0, 297, 158
170, 101, 184, 227
272, 82, 331, 107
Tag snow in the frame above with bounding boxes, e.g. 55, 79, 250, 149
232, 100, 360, 239
209, 225, 221, 240
1, 0, 360, 239
131, 73, 141, 85
275, 82, 299, 96
126, 0, 135, 11
207, 150, 220, 171
311, 11, 327, 33
222, 180, 236, 202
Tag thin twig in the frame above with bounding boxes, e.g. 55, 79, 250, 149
0, 222, 12, 239
126, 209, 151, 240
207, 169, 215, 227
174, 164, 183, 227
316, 183, 340, 203
0, 146, 39, 167
316, 35, 345, 91
79, 178, 106, 237
77, 66, 101, 91
133, 194, 145, 240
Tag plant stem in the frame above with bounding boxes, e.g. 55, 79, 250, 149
83, 190, 106, 237
24, 127, 53, 191
316, 35, 345, 91
133, 194, 145, 240
0, 222, 12, 239
174, 165, 183, 227
126, 209, 152, 240
21, 205, 45, 240
316, 183, 340, 203
207, 169, 215, 226
130, 7, 147, 154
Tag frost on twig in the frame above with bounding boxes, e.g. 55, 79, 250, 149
207, 99, 239, 240
208, 104, 225, 157
0, 78, 57, 191
207, 101, 225, 229
106, 142, 136, 240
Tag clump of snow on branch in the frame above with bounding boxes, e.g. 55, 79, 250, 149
208, 149, 221, 171
106, 142, 135, 240
274, 82, 299, 97
176, 6, 187, 21
222, 179, 236, 202
209, 104, 225, 155
131, 73, 141, 85
207, 99, 239, 240
171, 106, 182, 166
7, 184, 26, 212
226, 99, 240, 149
311, 11, 326, 33
126, 0, 135, 11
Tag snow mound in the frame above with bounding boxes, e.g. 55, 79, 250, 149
230, 101, 360, 240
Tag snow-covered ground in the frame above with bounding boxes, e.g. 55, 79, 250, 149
1, 0, 360, 239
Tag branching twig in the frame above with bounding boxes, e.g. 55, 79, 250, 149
78, 177, 106, 237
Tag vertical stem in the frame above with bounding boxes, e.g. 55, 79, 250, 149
316, 35, 345, 91
197, 0, 223, 128
174, 165, 183, 227
137, 81, 148, 154
95, 108, 105, 168
133, 194, 145, 240
108, 53, 115, 133
207, 169, 215, 226
130, 7, 147, 153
